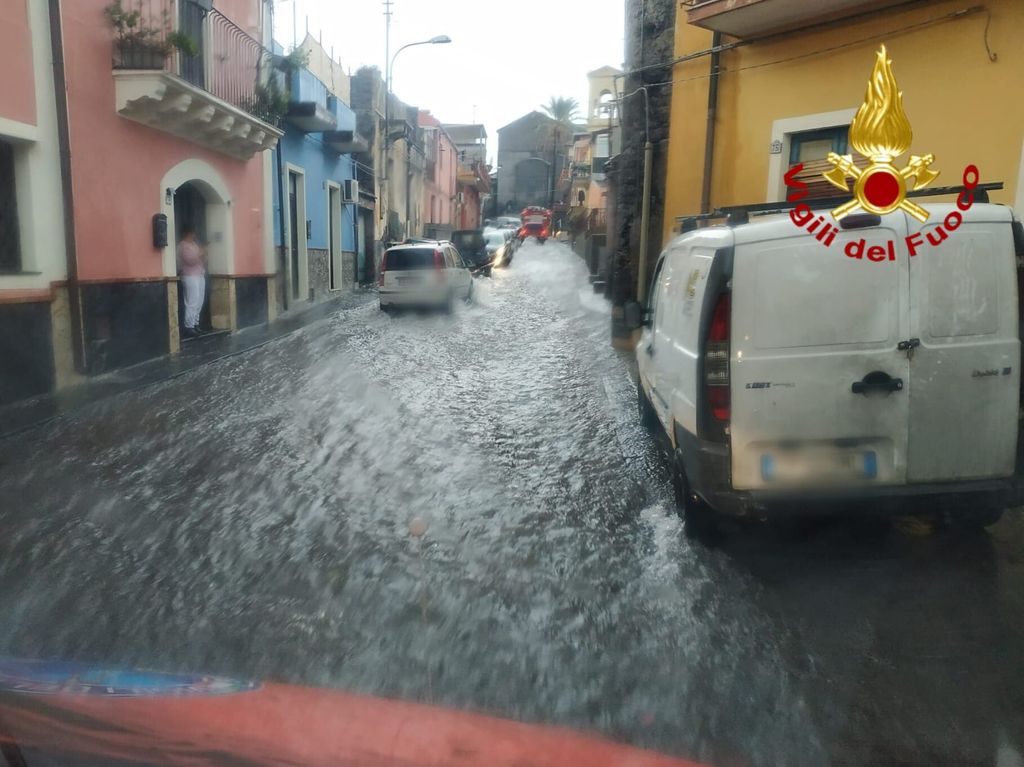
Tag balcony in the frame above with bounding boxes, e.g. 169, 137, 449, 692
111, 1, 282, 160
682, 0, 913, 39
321, 96, 365, 153
285, 68, 337, 132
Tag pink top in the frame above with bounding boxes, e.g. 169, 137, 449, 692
177, 240, 205, 276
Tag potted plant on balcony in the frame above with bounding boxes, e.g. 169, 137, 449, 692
105, 0, 199, 70
245, 49, 309, 125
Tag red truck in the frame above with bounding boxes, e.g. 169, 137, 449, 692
518, 206, 552, 245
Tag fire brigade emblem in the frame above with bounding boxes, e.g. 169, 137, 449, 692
823, 45, 939, 222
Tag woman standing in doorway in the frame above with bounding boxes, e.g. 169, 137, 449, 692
177, 225, 206, 339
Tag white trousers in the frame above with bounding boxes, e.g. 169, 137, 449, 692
182, 274, 206, 330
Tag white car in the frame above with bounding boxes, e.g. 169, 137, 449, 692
631, 201, 1024, 538
378, 241, 473, 312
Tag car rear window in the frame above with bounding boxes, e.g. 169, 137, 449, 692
384, 248, 435, 271
485, 233, 505, 247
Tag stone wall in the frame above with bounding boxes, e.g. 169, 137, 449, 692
308, 247, 331, 302
342, 252, 356, 289
609, 0, 676, 308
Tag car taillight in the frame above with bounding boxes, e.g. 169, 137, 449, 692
434, 249, 445, 281
705, 292, 730, 421
378, 253, 388, 287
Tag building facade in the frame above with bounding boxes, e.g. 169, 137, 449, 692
443, 124, 490, 231
419, 112, 457, 241
0, 0, 73, 405
664, 0, 1024, 242
272, 34, 358, 312
496, 111, 575, 214
1, 0, 282, 405
350, 67, 424, 266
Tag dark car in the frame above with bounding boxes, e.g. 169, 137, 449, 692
451, 229, 493, 276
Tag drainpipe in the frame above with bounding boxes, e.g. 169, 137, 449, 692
48, 0, 85, 372
700, 31, 723, 215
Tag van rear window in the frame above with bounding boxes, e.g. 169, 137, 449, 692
384, 248, 435, 271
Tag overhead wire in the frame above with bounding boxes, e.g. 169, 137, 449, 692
619, 5, 988, 92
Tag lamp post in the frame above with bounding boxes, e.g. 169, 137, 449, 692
382, 35, 451, 239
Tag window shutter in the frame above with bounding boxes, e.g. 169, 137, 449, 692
791, 158, 853, 200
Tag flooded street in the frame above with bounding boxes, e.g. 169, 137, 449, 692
2, 242, 1024, 766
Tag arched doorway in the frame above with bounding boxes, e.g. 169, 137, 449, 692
159, 160, 235, 346
174, 181, 212, 333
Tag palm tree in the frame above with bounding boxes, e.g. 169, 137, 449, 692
541, 96, 580, 124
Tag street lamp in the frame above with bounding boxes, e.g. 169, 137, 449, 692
383, 35, 451, 173
382, 34, 451, 241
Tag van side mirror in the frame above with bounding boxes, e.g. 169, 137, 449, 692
624, 301, 650, 330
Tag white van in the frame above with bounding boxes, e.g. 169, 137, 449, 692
631, 203, 1024, 536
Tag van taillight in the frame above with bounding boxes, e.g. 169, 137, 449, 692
378, 253, 388, 287
705, 293, 730, 421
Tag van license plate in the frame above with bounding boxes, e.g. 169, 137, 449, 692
766, 449, 877, 482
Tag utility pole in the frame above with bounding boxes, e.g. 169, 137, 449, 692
382, 0, 393, 244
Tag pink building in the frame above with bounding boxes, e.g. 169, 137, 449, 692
444, 124, 491, 230
0, 0, 280, 405
418, 111, 457, 239
0, 0, 72, 405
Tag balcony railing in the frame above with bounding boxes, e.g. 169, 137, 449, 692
111, 0, 278, 127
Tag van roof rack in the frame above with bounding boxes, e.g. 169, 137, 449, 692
676, 182, 1004, 230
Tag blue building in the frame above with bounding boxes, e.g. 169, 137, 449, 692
272, 37, 366, 312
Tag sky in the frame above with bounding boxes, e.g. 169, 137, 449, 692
274, 0, 626, 165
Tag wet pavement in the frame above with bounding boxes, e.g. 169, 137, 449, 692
1, 241, 1023, 766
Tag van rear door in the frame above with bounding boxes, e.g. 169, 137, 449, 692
905, 205, 1020, 482
730, 214, 911, 490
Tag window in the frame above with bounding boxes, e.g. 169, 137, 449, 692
789, 126, 849, 165
787, 125, 851, 199
0, 140, 21, 273
383, 248, 435, 270
648, 257, 666, 315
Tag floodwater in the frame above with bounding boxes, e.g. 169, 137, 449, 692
1, 241, 1023, 766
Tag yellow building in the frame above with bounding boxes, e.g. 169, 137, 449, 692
663, 0, 1024, 244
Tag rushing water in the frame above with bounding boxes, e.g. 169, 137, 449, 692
1, 242, 1023, 766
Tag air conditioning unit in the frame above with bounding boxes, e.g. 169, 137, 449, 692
342, 179, 359, 203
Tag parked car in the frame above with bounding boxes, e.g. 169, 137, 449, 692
485, 229, 514, 268
378, 241, 473, 313
451, 230, 494, 276
485, 226, 519, 258
629, 202, 1024, 540
504, 227, 520, 255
